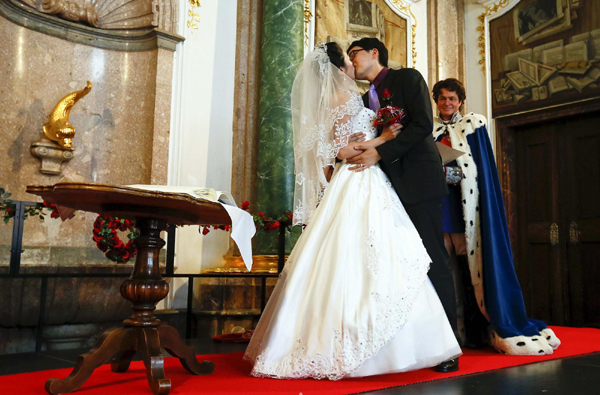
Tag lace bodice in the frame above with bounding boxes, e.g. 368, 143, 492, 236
351, 107, 378, 141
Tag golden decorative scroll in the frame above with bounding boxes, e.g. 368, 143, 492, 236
43, 81, 92, 149
188, 0, 201, 33
304, 0, 313, 48
477, 0, 511, 72
391, 0, 417, 68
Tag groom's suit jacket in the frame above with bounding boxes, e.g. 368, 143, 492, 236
363, 68, 448, 205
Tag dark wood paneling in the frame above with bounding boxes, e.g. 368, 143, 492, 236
562, 113, 600, 327
516, 120, 563, 324
500, 103, 600, 327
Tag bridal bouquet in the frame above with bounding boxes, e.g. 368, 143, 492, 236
373, 105, 407, 127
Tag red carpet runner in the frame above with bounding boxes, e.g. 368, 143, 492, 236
2, 326, 599, 395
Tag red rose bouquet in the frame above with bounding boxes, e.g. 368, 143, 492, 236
373, 105, 407, 127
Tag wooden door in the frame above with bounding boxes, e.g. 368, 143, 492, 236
516, 122, 565, 325
562, 113, 600, 327
515, 112, 600, 327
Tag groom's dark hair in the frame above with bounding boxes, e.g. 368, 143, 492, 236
347, 38, 388, 67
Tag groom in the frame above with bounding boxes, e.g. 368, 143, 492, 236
347, 38, 460, 372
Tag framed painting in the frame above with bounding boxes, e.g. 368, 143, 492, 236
489, 0, 600, 117
313, 0, 410, 70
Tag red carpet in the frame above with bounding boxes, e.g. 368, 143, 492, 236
2, 326, 599, 395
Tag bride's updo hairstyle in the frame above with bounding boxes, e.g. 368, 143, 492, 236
325, 42, 345, 69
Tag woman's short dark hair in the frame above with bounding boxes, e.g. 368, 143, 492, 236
347, 37, 388, 68
326, 42, 345, 69
432, 78, 467, 106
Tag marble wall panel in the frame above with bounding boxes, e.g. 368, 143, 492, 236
0, 15, 173, 251
150, 48, 173, 185
427, 0, 467, 111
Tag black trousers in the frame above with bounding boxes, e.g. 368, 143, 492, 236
404, 198, 458, 333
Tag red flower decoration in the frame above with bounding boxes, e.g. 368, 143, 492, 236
373, 105, 406, 127
197, 199, 295, 236
42, 200, 61, 219
383, 89, 391, 100
92, 215, 138, 263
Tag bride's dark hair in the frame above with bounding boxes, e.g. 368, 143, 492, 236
325, 42, 345, 69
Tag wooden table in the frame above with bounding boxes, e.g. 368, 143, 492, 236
26, 183, 232, 395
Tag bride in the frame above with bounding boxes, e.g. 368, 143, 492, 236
244, 43, 461, 380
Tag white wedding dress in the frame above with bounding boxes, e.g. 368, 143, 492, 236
244, 107, 461, 380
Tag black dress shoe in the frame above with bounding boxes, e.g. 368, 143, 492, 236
435, 357, 459, 373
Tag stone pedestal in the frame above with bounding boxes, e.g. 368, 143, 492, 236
30, 137, 74, 175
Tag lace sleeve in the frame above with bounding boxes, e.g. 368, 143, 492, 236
332, 93, 363, 155
291, 48, 363, 226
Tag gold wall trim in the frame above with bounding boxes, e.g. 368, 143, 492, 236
304, 0, 312, 48
187, 0, 200, 33
477, 0, 510, 72
391, 0, 417, 68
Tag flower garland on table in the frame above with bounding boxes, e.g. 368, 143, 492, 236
1, 188, 61, 223
1, 188, 139, 264
93, 215, 139, 264
199, 200, 294, 235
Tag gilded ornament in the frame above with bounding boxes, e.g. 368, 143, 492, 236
304, 0, 313, 48
390, 0, 417, 68
187, 0, 201, 33
203, 255, 285, 274
477, 0, 511, 72
43, 81, 92, 149
550, 222, 559, 246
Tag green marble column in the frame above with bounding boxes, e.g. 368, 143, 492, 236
254, 0, 304, 254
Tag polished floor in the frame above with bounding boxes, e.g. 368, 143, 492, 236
1, 339, 599, 395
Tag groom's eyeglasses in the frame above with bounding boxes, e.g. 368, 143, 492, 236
348, 48, 367, 61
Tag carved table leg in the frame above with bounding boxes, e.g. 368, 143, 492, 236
138, 328, 171, 395
45, 327, 135, 395
158, 324, 215, 375
45, 218, 215, 395
110, 349, 137, 373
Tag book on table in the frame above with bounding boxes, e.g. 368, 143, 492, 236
126, 185, 237, 207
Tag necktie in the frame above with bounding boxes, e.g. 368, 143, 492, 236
368, 84, 381, 112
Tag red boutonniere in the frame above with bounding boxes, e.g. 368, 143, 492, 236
382, 89, 392, 101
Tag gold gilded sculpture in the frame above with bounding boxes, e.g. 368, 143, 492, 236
43, 81, 92, 149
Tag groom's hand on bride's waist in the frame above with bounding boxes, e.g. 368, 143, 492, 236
347, 146, 381, 172
348, 132, 366, 143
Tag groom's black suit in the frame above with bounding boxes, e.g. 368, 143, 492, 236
363, 67, 458, 333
